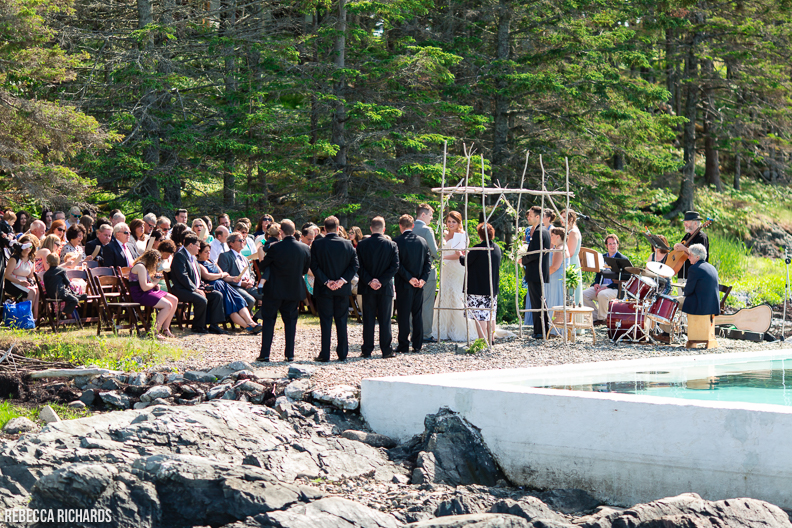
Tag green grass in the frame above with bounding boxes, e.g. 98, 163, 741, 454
0, 401, 92, 429
0, 328, 185, 371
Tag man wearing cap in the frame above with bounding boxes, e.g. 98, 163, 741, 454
673, 211, 709, 280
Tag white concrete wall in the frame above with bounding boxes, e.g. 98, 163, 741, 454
361, 351, 792, 508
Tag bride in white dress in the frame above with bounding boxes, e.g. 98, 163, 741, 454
433, 211, 477, 341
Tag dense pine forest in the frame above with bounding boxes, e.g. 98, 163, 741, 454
3, 0, 792, 236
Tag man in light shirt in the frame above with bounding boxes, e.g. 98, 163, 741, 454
209, 226, 229, 262
218, 233, 263, 318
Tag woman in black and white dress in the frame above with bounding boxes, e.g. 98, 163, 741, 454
460, 223, 502, 345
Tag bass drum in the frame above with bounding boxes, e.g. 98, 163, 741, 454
607, 300, 649, 341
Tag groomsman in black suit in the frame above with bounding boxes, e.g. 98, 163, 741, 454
169, 234, 227, 334
523, 205, 551, 339
356, 216, 399, 359
256, 220, 311, 362
394, 214, 431, 353
310, 216, 359, 362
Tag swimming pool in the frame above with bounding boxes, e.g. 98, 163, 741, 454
361, 349, 792, 508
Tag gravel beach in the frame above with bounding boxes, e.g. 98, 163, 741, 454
164, 317, 792, 391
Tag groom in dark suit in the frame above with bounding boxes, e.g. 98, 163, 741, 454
256, 220, 311, 362
169, 233, 227, 334
356, 216, 399, 359
394, 214, 431, 353
523, 206, 551, 339
310, 216, 359, 362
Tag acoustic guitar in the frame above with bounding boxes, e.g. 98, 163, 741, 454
714, 304, 773, 334
666, 219, 713, 274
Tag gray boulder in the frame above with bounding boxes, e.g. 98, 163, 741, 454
141, 385, 173, 402
539, 489, 599, 514
79, 389, 96, 406
489, 498, 565, 523
99, 391, 131, 409
129, 372, 148, 386
341, 430, 397, 449
411, 407, 506, 487
436, 495, 489, 517
262, 496, 400, 528
404, 513, 532, 528
3, 417, 38, 434
68, 401, 86, 410
576, 493, 792, 528
39, 405, 60, 424
285, 379, 312, 401
185, 370, 217, 383
288, 365, 316, 379
312, 385, 359, 410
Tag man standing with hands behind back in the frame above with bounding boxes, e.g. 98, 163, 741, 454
394, 214, 432, 353
413, 204, 438, 343
523, 206, 551, 339
356, 216, 399, 359
310, 216, 359, 362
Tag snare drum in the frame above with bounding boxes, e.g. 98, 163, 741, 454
647, 294, 679, 324
607, 300, 649, 341
624, 275, 657, 302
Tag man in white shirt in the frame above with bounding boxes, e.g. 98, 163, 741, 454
218, 233, 263, 319
209, 226, 229, 262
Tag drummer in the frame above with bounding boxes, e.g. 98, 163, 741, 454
582, 234, 625, 325
648, 235, 671, 295
649, 234, 669, 264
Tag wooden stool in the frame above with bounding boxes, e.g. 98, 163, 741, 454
547, 306, 596, 344
686, 314, 718, 349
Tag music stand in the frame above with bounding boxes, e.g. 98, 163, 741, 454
643, 233, 670, 251
602, 257, 633, 282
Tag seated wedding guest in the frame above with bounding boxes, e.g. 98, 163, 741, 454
128, 250, 178, 339
253, 214, 273, 238
196, 241, 261, 334
461, 222, 502, 345
169, 233, 227, 334
85, 224, 112, 263
79, 215, 94, 240
170, 223, 191, 249
192, 218, 213, 243
86, 216, 108, 244
67, 206, 82, 228
143, 213, 157, 236
54, 211, 65, 221
47, 219, 67, 243
217, 213, 230, 229
155, 239, 176, 290
36, 235, 62, 273
0, 211, 15, 247
202, 216, 213, 238
209, 226, 229, 262
43, 254, 87, 319
40, 208, 53, 231
111, 211, 126, 227
175, 208, 188, 226
25, 220, 46, 242
12, 210, 30, 235
233, 222, 257, 256
349, 226, 364, 248
145, 229, 164, 251
219, 233, 263, 317
103, 223, 139, 269
61, 225, 88, 263
156, 216, 171, 236
129, 219, 147, 253
4, 236, 40, 320
582, 234, 625, 324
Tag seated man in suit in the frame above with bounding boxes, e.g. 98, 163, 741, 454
394, 214, 431, 353
169, 233, 227, 334
85, 224, 112, 263
310, 216, 359, 362
582, 234, 625, 324
256, 220, 311, 362
43, 254, 87, 319
218, 233, 263, 319
681, 243, 720, 316
356, 216, 399, 359
102, 223, 140, 270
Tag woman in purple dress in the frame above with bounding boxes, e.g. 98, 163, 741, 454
128, 250, 178, 339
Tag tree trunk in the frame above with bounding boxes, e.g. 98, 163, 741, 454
734, 147, 741, 190
491, 0, 512, 183
613, 153, 624, 171
665, 33, 699, 219
331, 0, 349, 221
665, 27, 675, 114
221, 0, 237, 208
702, 60, 722, 191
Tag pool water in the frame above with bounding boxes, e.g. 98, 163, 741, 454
533, 359, 792, 407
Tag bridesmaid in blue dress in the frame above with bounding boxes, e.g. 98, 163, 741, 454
196, 241, 261, 334
546, 227, 570, 336
562, 209, 583, 305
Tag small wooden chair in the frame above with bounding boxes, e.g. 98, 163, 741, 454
36, 272, 82, 332
718, 284, 732, 313
88, 267, 143, 336
84, 260, 99, 269
64, 269, 101, 327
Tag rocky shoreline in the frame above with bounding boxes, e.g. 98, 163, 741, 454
1, 360, 791, 528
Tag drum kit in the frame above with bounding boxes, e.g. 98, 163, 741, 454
606, 261, 680, 343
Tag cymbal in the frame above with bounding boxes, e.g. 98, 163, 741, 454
624, 267, 645, 275
647, 261, 675, 278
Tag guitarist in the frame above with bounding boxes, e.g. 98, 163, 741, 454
673, 211, 709, 280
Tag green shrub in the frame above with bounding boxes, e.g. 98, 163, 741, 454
497, 260, 526, 324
